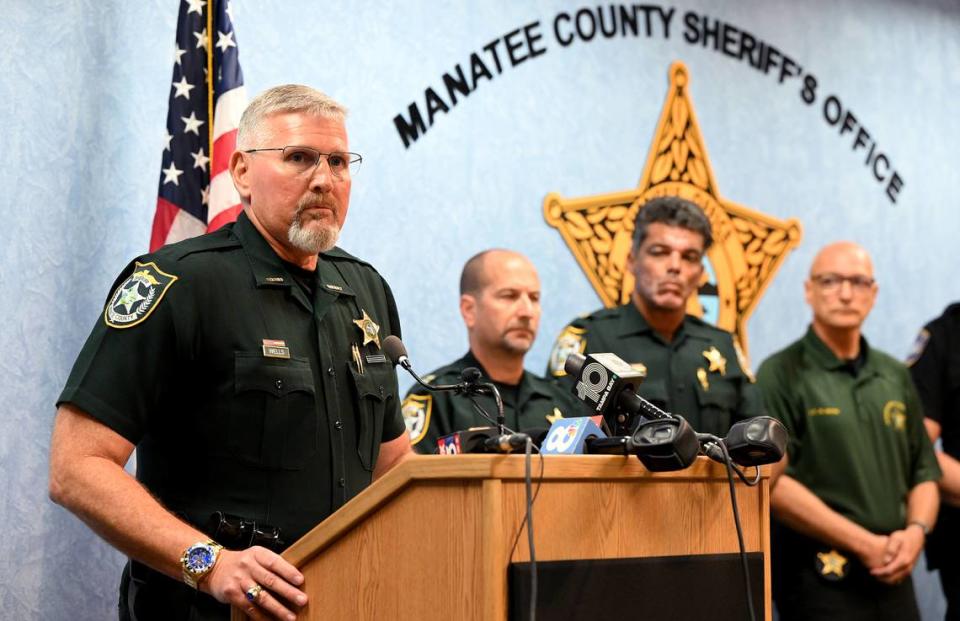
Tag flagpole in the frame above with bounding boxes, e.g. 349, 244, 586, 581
206, 0, 215, 177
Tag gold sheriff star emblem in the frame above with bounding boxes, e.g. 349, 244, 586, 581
544, 61, 802, 356
703, 346, 727, 375
353, 309, 381, 348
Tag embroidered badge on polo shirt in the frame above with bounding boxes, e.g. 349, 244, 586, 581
104, 262, 177, 329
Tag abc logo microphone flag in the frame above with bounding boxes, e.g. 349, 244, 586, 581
541, 417, 606, 455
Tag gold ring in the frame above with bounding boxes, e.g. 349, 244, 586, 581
245, 584, 263, 602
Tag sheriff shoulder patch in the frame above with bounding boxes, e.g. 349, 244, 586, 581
905, 329, 930, 367
402, 393, 432, 445
548, 325, 587, 377
104, 261, 178, 329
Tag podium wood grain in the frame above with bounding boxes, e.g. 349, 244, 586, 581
231, 455, 770, 621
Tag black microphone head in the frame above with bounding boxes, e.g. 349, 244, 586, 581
382, 335, 407, 367
567, 352, 646, 434
630, 416, 699, 472
460, 366, 483, 384
724, 416, 788, 466
564, 352, 586, 377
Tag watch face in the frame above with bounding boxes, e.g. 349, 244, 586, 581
185, 545, 215, 573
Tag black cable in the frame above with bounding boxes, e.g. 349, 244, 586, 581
465, 395, 518, 434
508, 449, 545, 557
717, 439, 757, 621
730, 463, 762, 487
525, 437, 537, 621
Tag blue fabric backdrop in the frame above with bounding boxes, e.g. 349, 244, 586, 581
1, 1, 956, 618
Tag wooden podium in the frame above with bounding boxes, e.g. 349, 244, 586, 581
232, 455, 770, 620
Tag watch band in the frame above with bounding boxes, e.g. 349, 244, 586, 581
181, 540, 224, 589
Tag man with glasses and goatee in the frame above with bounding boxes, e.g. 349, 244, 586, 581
49, 85, 411, 621
757, 241, 940, 621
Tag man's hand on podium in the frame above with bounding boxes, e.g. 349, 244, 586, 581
204, 546, 307, 620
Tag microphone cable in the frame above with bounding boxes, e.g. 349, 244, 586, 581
700, 434, 757, 621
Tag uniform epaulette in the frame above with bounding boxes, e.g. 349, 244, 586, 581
942, 302, 960, 318
685, 314, 732, 336
322, 246, 374, 269
155, 227, 239, 262
582, 305, 623, 322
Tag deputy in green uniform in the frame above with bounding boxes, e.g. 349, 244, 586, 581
546, 196, 761, 436
48, 85, 412, 621
403, 250, 584, 452
757, 242, 940, 621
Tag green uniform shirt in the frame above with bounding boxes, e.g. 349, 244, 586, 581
547, 303, 763, 436
757, 327, 941, 534
403, 350, 586, 453
58, 212, 406, 545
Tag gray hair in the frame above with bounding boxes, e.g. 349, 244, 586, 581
632, 196, 713, 251
236, 84, 348, 149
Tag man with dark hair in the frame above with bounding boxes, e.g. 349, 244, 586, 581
907, 303, 960, 620
758, 242, 940, 621
546, 196, 761, 435
48, 85, 411, 621
403, 249, 583, 452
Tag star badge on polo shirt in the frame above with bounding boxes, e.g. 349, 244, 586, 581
816, 549, 848, 581
702, 346, 727, 375
546, 407, 564, 425
353, 309, 381, 348
104, 262, 178, 329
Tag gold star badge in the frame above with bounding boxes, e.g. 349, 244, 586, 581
697, 368, 709, 391
703, 346, 727, 375
353, 309, 381, 348
816, 549, 848, 579
544, 62, 802, 358
546, 407, 564, 425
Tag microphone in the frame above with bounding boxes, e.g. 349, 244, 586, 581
383, 335, 470, 394
460, 366, 483, 384
540, 417, 607, 455
585, 416, 699, 472
460, 366, 506, 434
702, 417, 787, 467
383, 335, 411, 369
564, 352, 667, 434
483, 432, 532, 453
437, 428, 549, 454
437, 427, 497, 455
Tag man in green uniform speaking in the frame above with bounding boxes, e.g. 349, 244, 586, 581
403, 249, 584, 452
546, 196, 762, 436
48, 85, 411, 621
757, 242, 940, 621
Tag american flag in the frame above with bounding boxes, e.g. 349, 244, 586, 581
151, 0, 246, 251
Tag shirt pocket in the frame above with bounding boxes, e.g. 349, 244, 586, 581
231, 352, 317, 470
347, 362, 392, 471
694, 379, 738, 436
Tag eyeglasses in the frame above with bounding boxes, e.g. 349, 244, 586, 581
243, 146, 362, 178
811, 273, 875, 293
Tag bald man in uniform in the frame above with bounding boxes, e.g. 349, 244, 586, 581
757, 242, 940, 621
403, 249, 583, 452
